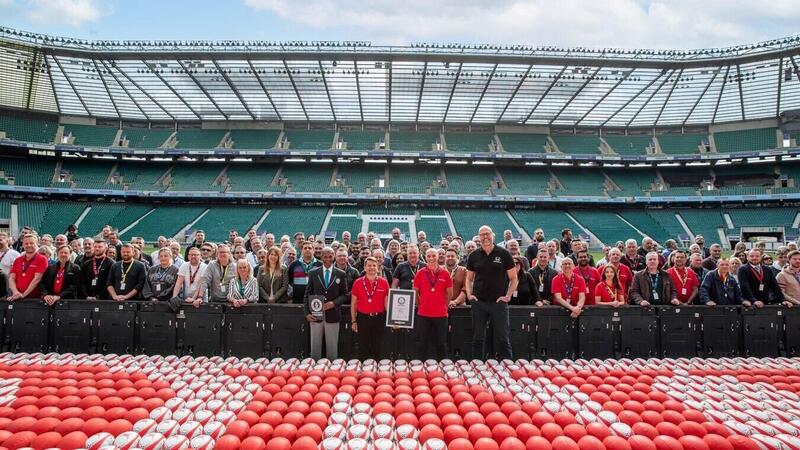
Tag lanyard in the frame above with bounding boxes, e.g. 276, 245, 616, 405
578, 266, 592, 284
648, 272, 660, 292
750, 264, 764, 283
563, 274, 575, 298
21, 255, 35, 275
154, 266, 169, 282
604, 282, 617, 301
92, 257, 106, 277
447, 265, 458, 280
408, 262, 420, 278
363, 277, 378, 302
188, 264, 200, 285
220, 264, 229, 284
424, 268, 439, 291
237, 278, 245, 297
673, 267, 689, 287
56, 264, 65, 281
120, 261, 134, 283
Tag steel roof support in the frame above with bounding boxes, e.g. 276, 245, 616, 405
496, 64, 533, 124
145, 60, 203, 119
282, 59, 309, 121
601, 70, 666, 127
414, 61, 428, 123
735, 64, 746, 120
575, 70, 629, 126
212, 60, 256, 120
523, 65, 568, 124
549, 67, 602, 125
91, 59, 121, 119
625, 69, 675, 127
353, 60, 364, 123
653, 68, 683, 126
246, 59, 281, 121
441, 62, 464, 123
711, 65, 731, 123
43, 50, 61, 114
681, 68, 720, 126
317, 61, 337, 122
111, 62, 176, 120
776, 57, 784, 117
96, 59, 149, 120
176, 60, 228, 119
469, 63, 498, 124
51, 54, 93, 116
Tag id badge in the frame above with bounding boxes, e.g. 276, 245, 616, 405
91, 278, 97, 287
538, 284, 544, 292
220, 284, 227, 293
155, 283, 161, 292
120, 282, 126, 291
652, 292, 659, 301
759, 284, 765, 292
681, 288, 687, 296
512, 291, 518, 298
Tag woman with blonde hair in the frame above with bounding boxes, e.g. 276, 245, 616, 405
228, 258, 258, 307
258, 246, 289, 303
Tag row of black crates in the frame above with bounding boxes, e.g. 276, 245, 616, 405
0, 300, 797, 360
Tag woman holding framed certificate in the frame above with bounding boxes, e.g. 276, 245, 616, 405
350, 257, 390, 360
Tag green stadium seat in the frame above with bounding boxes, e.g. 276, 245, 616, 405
336, 164, 384, 192
497, 168, 552, 196
657, 133, 706, 154
0, 157, 55, 187
284, 130, 334, 150
569, 210, 641, 245
168, 164, 224, 192
714, 128, 777, 153
121, 128, 173, 148
496, 133, 548, 153
174, 129, 226, 149
339, 131, 384, 151
439, 166, 495, 194
388, 131, 440, 151
63, 124, 118, 147
372, 165, 440, 194
326, 216, 364, 237
281, 164, 341, 192
448, 209, 515, 242
726, 208, 797, 229
78, 204, 151, 237
678, 209, 724, 244
189, 206, 267, 242
554, 169, 608, 196
510, 210, 571, 242
415, 218, 452, 240
115, 162, 168, 191
0, 115, 57, 143
229, 129, 281, 149
55, 159, 119, 190
603, 135, 652, 155
552, 135, 601, 154
225, 164, 283, 192
260, 207, 327, 238
444, 133, 494, 152
122, 206, 206, 242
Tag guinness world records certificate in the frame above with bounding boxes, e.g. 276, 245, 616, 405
386, 289, 416, 329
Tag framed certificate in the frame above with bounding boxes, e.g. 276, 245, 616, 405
386, 289, 416, 329
307, 295, 325, 320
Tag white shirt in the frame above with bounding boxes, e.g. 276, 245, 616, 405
0, 248, 20, 275
246, 252, 259, 268
178, 262, 208, 302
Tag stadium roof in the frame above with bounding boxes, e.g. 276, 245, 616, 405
3, 26, 800, 127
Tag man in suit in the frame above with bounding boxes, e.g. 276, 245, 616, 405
776, 250, 800, 307
738, 248, 784, 308
629, 252, 678, 307
304, 246, 348, 360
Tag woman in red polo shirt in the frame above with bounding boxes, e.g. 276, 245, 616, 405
413, 248, 453, 360
594, 264, 626, 307
350, 257, 390, 360
551, 258, 586, 318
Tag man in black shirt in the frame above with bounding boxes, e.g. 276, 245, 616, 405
466, 226, 518, 359
560, 228, 573, 257
106, 244, 146, 301
80, 241, 113, 300
392, 244, 424, 290
184, 230, 206, 261
738, 248, 784, 307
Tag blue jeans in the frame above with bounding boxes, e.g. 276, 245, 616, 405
470, 300, 512, 360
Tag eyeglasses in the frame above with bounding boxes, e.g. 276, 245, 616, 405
201, 248, 212, 252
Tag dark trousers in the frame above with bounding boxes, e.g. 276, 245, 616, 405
416, 315, 448, 360
356, 312, 384, 360
471, 300, 512, 360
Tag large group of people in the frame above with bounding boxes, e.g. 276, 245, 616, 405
1, 221, 798, 360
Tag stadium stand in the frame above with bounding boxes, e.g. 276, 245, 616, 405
0, 200, 10, 219
605, 170, 654, 197
0, 157, 54, 187
0, 115, 57, 143
415, 217, 452, 240
189, 206, 267, 242
39, 202, 86, 237
657, 133, 706, 154
374, 165, 439, 194
228, 129, 281, 149
62, 124, 117, 147
511, 209, 572, 242
603, 134, 652, 155
54, 158, 118, 190
642, 210, 689, 242
618, 210, 674, 244
714, 127, 778, 152
496, 133, 548, 153
570, 210, 642, 245
122, 206, 206, 241
678, 209, 725, 244
114, 162, 167, 191
449, 209, 515, 241
174, 129, 226, 149
497, 167, 552, 196
335, 164, 383, 192
281, 164, 340, 192
168, 164, 223, 192
388, 131, 440, 151
552, 134, 601, 154
284, 130, 334, 150
440, 166, 495, 194
339, 131, 384, 151
77, 203, 151, 237
17, 200, 48, 231
726, 207, 798, 229
224, 164, 283, 192
120, 128, 173, 149
444, 132, 494, 152
259, 207, 327, 238
553, 168, 608, 196
326, 216, 363, 238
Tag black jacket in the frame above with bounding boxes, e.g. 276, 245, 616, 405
699, 270, 742, 305
737, 263, 783, 304
41, 261, 81, 299
529, 265, 559, 303
303, 266, 349, 323
511, 271, 540, 306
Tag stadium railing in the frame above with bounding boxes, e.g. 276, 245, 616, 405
1, 299, 791, 360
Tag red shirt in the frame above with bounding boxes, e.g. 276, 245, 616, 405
599, 263, 633, 291
594, 280, 626, 304
575, 265, 601, 305
667, 266, 699, 304
551, 272, 587, 306
351, 276, 390, 314
413, 267, 453, 318
10, 253, 48, 298
53, 264, 65, 295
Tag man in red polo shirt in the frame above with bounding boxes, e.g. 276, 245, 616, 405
9, 234, 49, 301
413, 248, 453, 360
551, 258, 586, 318
575, 249, 600, 305
666, 250, 700, 304
599, 248, 633, 292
